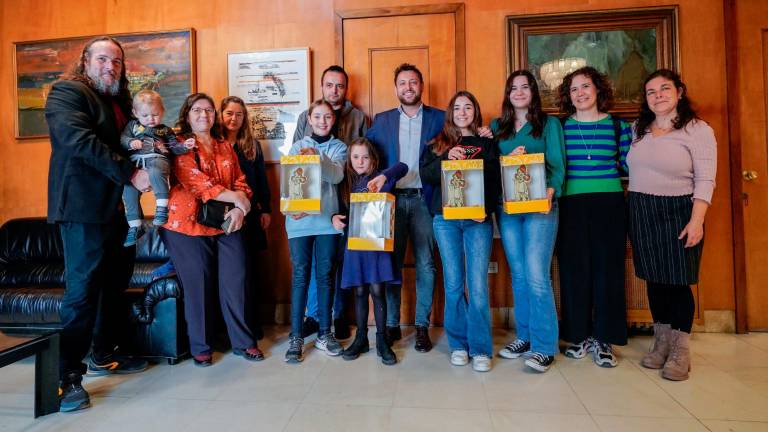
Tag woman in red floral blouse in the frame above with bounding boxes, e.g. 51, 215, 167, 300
161, 93, 264, 366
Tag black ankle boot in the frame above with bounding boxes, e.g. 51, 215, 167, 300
376, 333, 397, 365
342, 330, 369, 360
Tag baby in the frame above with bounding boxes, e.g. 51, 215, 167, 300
121, 89, 194, 246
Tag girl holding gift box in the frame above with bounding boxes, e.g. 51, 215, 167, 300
284, 99, 348, 363
491, 70, 566, 373
420, 91, 500, 372
331, 138, 407, 365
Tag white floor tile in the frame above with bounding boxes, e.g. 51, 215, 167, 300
490, 411, 600, 431
283, 403, 391, 432
390, 407, 492, 432
3, 328, 767, 431
558, 357, 692, 418
592, 415, 710, 431
701, 419, 768, 431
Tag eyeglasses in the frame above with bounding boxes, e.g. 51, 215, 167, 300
190, 108, 215, 115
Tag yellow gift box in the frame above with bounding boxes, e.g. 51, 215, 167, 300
500, 153, 550, 214
280, 155, 321, 214
441, 159, 485, 220
347, 192, 395, 252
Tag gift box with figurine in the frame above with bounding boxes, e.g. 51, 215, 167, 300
441, 159, 485, 220
500, 153, 550, 214
280, 155, 321, 214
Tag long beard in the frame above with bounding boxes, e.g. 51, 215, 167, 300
89, 73, 121, 96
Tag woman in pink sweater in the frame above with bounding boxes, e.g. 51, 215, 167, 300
627, 69, 717, 381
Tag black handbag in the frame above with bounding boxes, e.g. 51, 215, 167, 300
192, 149, 232, 229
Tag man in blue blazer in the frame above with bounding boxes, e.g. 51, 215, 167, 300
366, 63, 445, 353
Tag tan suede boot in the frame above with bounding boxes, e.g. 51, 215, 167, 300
662, 329, 691, 381
641, 323, 671, 369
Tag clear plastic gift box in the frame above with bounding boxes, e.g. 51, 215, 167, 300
441, 159, 485, 220
347, 192, 396, 252
500, 153, 550, 214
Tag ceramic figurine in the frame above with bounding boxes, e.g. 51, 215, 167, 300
448, 170, 466, 207
514, 164, 531, 201
289, 167, 308, 199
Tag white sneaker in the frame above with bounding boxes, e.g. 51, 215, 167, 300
472, 355, 492, 372
450, 350, 469, 366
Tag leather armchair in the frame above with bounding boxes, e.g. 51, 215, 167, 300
0, 218, 188, 364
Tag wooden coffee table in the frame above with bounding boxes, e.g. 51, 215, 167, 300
0, 329, 59, 417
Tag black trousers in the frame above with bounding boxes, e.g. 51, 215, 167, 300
241, 219, 266, 336
557, 192, 628, 345
58, 216, 134, 377
646, 282, 695, 333
161, 228, 254, 356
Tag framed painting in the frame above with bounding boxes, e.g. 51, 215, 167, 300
14, 29, 196, 139
507, 7, 678, 116
227, 48, 311, 163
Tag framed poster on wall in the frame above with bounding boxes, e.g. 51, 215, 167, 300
227, 48, 311, 162
14, 29, 196, 139
507, 7, 678, 117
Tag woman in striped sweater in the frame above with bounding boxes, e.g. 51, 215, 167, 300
628, 69, 716, 381
556, 66, 631, 368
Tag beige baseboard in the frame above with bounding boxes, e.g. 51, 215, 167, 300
692, 309, 735, 333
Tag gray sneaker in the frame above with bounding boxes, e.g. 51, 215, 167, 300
285, 336, 304, 363
592, 340, 618, 368
564, 337, 594, 359
315, 333, 343, 356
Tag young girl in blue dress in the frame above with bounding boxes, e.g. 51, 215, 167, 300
332, 138, 407, 365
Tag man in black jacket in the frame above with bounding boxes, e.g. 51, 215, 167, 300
45, 36, 151, 412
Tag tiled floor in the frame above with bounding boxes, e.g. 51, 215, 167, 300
1, 327, 767, 431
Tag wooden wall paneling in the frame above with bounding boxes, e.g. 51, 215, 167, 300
0, 0, 740, 328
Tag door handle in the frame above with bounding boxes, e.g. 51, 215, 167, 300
743, 170, 758, 181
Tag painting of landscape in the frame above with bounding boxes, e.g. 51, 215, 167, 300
15, 29, 195, 138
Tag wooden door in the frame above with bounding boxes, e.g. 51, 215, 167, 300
340, 11, 459, 120
337, 5, 468, 325
742, 29, 768, 330
728, 0, 768, 331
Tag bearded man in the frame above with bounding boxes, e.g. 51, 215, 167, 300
45, 36, 151, 412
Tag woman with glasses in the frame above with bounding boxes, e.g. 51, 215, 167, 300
161, 93, 263, 367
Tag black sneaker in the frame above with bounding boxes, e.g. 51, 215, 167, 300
301, 317, 319, 338
524, 352, 555, 372
87, 354, 149, 376
498, 339, 531, 359
59, 373, 90, 413
285, 336, 304, 363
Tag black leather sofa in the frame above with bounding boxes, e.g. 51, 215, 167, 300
0, 218, 188, 364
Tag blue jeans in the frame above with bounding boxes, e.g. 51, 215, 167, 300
306, 235, 347, 321
123, 156, 170, 222
288, 234, 338, 338
388, 192, 436, 327
433, 215, 493, 356
496, 203, 559, 356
